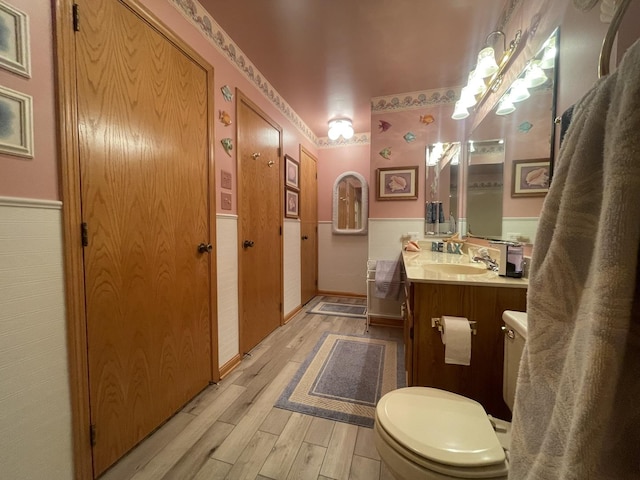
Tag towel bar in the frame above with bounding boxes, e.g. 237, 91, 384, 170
431, 317, 477, 335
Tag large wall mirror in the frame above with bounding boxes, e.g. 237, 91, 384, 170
464, 28, 559, 244
332, 171, 368, 235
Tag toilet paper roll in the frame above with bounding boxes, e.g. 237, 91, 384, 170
442, 316, 471, 366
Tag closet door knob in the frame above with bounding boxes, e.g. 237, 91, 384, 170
243, 240, 255, 249
302, 235, 309, 240
198, 243, 213, 254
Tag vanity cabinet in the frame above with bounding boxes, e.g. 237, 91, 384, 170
406, 281, 527, 420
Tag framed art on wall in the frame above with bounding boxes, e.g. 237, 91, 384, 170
376, 166, 418, 200
285, 188, 299, 219
0, 1, 31, 77
285, 154, 299, 190
0, 85, 33, 158
511, 159, 550, 197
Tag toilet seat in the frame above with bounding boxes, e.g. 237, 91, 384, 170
375, 387, 508, 479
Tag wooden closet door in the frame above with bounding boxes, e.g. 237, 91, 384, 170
237, 92, 283, 353
75, 0, 213, 474
300, 147, 318, 305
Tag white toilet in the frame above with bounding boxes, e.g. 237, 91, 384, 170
374, 310, 528, 480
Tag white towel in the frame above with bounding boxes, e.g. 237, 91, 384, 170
508, 40, 640, 479
374, 259, 402, 299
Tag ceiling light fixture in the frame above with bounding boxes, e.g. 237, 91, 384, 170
328, 118, 354, 141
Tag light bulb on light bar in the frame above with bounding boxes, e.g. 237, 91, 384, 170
509, 79, 530, 103
451, 101, 469, 120
524, 62, 547, 88
467, 70, 487, 96
496, 96, 516, 115
476, 46, 499, 78
459, 86, 477, 108
540, 44, 557, 69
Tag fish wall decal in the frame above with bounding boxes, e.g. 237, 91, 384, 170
379, 120, 392, 132
379, 147, 392, 159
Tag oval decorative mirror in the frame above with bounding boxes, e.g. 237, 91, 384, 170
332, 171, 368, 235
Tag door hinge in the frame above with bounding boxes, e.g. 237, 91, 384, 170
409, 326, 414, 340
81, 222, 88, 246
279, 302, 282, 312
89, 424, 96, 446
72, 4, 80, 32
279, 226, 282, 235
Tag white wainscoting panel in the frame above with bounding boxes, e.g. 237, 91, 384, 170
216, 214, 239, 367
284, 219, 301, 315
0, 197, 73, 480
368, 218, 425, 261
318, 222, 368, 295
502, 217, 539, 244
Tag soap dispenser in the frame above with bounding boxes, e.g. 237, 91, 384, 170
497, 243, 524, 278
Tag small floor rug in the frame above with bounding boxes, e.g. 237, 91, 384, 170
307, 301, 367, 318
275, 332, 405, 427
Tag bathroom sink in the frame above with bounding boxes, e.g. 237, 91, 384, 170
423, 264, 488, 275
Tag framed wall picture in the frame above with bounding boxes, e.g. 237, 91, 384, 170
0, 85, 33, 158
376, 166, 418, 200
0, 2, 31, 78
285, 154, 299, 190
511, 159, 550, 197
285, 188, 299, 219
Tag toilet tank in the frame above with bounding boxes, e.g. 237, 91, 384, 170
502, 310, 528, 412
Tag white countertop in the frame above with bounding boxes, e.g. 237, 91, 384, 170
402, 250, 528, 288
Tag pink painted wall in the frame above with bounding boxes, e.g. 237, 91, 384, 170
0, 0, 317, 210
139, 1, 317, 215
369, 103, 467, 219
0, 0, 58, 200
317, 143, 370, 222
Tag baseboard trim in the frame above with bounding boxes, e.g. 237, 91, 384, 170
284, 304, 303, 324
219, 354, 242, 380
368, 316, 403, 328
317, 290, 366, 299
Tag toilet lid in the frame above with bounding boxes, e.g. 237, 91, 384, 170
376, 387, 505, 467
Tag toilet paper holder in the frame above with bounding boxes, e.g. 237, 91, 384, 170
431, 317, 477, 335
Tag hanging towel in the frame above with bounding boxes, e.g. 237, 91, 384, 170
374, 259, 403, 300
509, 40, 640, 479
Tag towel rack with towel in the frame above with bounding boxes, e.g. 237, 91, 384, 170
366, 259, 405, 331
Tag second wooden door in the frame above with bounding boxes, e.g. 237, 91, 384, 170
237, 92, 283, 353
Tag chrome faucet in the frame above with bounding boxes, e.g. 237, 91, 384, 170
473, 252, 499, 272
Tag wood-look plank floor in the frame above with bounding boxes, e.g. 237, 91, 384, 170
100, 296, 401, 480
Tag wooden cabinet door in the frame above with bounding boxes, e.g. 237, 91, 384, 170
412, 283, 526, 419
